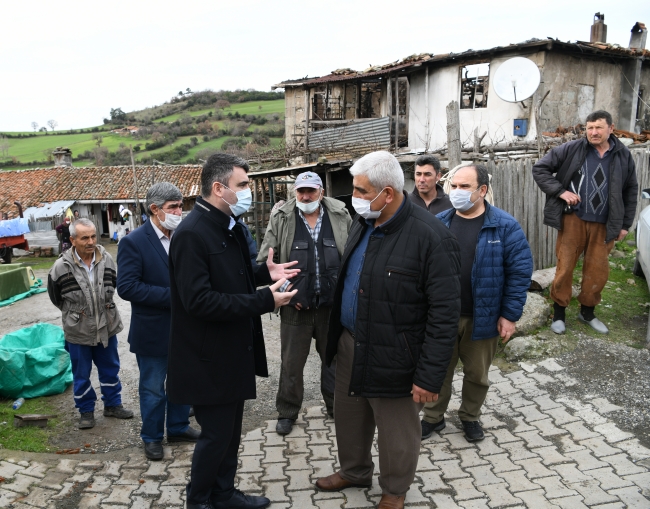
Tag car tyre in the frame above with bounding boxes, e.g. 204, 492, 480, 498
633, 252, 645, 279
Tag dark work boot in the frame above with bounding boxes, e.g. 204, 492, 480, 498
79, 412, 95, 429
275, 418, 294, 435
103, 404, 134, 419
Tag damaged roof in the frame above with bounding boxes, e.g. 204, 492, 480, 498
274, 38, 649, 87
0, 165, 202, 218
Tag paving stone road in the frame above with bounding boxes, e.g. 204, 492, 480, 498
1, 359, 649, 508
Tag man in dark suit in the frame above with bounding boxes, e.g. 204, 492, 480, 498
167, 153, 300, 509
117, 182, 200, 460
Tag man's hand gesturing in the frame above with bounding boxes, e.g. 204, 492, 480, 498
270, 279, 298, 308
266, 248, 300, 281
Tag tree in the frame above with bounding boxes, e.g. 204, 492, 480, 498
215, 100, 230, 111
31, 122, 38, 132
92, 134, 103, 147
109, 107, 127, 122
47, 119, 58, 132
186, 88, 192, 95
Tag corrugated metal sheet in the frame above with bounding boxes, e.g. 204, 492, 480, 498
308, 117, 390, 155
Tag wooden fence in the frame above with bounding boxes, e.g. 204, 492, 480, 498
489, 146, 650, 270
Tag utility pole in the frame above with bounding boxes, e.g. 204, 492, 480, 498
130, 145, 141, 228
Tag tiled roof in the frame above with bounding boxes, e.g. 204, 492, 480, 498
0, 165, 202, 218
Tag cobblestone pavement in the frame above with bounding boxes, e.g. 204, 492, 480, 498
1, 359, 649, 508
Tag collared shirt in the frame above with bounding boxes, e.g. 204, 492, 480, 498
340, 197, 406, 333
74, 248, 96, 284
149, 220, 173, 255
280, 204, 325, 293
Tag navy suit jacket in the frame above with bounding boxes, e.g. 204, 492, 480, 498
117, 219, 172, 356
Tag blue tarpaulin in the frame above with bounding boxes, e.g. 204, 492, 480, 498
0, 218, 30, 238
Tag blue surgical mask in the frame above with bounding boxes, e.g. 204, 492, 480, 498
221, 186, 252, 217
449, 188, 479, 212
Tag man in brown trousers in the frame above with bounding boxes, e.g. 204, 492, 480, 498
315, 151, 461, 509
532, 110, 637, 335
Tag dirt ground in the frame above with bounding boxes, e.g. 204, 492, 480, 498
0, 242, 326, 454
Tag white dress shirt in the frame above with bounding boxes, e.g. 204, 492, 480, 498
150, 220, 172, 255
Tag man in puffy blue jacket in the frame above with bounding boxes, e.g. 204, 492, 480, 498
421, 164, 533, 443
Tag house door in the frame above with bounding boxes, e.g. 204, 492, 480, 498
101, 209, 109, 236
389, 76, 409, 149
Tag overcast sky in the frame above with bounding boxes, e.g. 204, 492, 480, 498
1, 0, 648, 132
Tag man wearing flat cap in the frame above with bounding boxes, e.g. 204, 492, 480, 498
258, 171, 352, 434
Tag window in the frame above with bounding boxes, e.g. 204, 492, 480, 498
360, 81, 382, 118
312, 86, 343, 121
460, 63, 489, 109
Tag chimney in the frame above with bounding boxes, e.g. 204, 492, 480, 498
590, 12, 607, 44
629, 22, 648, 49
52, 147, 72, 167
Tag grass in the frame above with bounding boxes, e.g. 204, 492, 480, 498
17, 257, 58, 271
155, 99, 284, 122
1, 99, 286, 168
0, 397, 60, 452
2, 132, 134, 164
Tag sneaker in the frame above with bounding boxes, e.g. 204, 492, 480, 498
79, 411, 95, 429
103, 404, 134, 419
550, 320, 566, 334
461, 420, 485, 442
577, 313, 609, 334
275, 418, 294, 435
421, 418, 446, 440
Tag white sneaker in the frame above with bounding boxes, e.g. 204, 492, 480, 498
550, 320, 565, 334
577, 313, 609, 334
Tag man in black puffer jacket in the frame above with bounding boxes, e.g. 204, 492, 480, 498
315, 151, 461, 509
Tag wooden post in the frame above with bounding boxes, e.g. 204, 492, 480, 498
253, 179, 260, 249
446, 101, 462, 169
129, 145, 141, 228
304, 86, 310, 150
325, 171, 332, 197
473, 127, 487, 163
356, 80, 361, 119
387, 77, 392, 146
425, 68, 430, 149
395, 76, 400, 150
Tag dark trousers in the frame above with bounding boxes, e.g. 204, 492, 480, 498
136, 354, 190, 443
335, 329, 423, 497
422, 316, 499, 423
187, 400, 244, 505
65, 335, 121, 413
277, 306, 335, 419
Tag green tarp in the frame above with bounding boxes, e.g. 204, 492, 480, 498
0, 264, 44, 307
0, 323, 72, 399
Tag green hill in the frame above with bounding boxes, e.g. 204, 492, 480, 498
0, 91, 285, 170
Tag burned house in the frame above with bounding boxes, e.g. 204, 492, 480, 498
273, 15, 649, 159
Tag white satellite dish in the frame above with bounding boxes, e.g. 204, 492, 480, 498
493, 57, 541, 103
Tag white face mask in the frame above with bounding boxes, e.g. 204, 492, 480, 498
296, 192, 322, 214
221, 186, 252, 217
449, 188, 480, 212
352, 188, 387, 219
158, 211, 182, 230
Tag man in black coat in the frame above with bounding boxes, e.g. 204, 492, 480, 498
167, 153, 299, 509
315, 151, 461, 509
